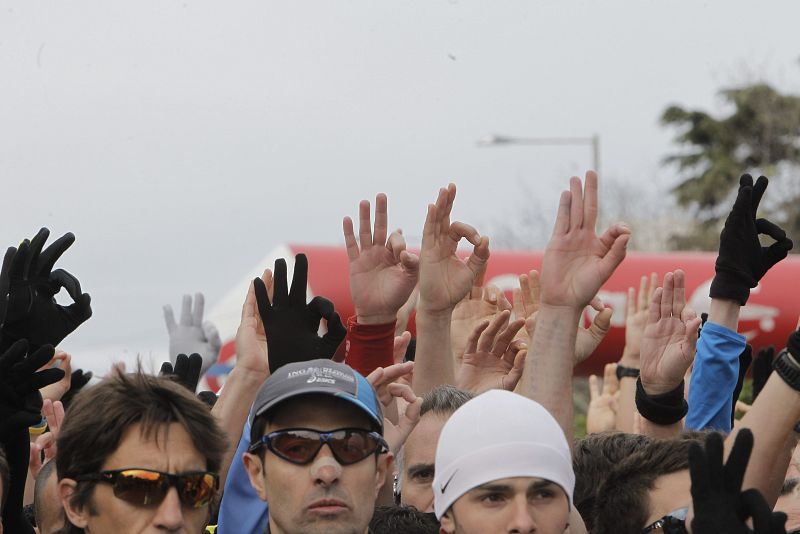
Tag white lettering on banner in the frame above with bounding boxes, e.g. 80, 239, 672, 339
487, 275, 780, 341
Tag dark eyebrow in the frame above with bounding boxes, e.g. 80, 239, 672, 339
406, 463, 435, 476
474, 482, 514, 493
527, 480, 557, 494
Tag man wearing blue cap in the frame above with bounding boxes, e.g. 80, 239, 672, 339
242, 359, 392, 534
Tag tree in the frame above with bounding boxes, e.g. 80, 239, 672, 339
661, 82, 800, 250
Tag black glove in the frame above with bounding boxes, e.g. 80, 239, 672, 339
60, 368, 93, 409
709, 175, 793, 305
0, 341, 63, 534
690, 429, 787, 534
254, 254, 346, 373
160, 353, 202, 393
751, 346, 775, 402
731, 344, 752, 426
0, 246, 16, 327
197, 390, 218, 408
1, 228, 92, 351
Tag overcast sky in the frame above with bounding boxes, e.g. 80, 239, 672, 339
2, 0, 799, 367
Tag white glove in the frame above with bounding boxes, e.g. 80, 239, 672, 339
163, 293, 222, 376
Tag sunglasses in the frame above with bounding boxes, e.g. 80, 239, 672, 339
641, 507, 689, 534
75, 468, 218, 509
248, 427, 389, 465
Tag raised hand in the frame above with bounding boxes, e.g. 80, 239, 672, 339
621, 273, 658, 366
512, 270, 540, 340
0, 341, 63, 434
539, 172, 630, 309
164, 292, 222, 375
456, 310, 527, 393
587, 363, 619, 434
159, 353, 203, 393
418, 184, 490, 316
235, 270, 271, 377
0, 246, 15, 328
690, 430, 788, 534
366, 362, 421, 454
254, 254, 346, 373
711, 174, 793, 305
344, 193, 420, 325
451, 284, 511, 368
640, 271, 702, 395
2, 228, 92, 350
28, 399, 64, 479
39, 350, 72, 402
60, 368, 93, 409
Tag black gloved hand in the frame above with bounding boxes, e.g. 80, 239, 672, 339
0, 246, 15, 328
160, 353, 202, 393
60, 368, 93, 409
1, 228, 92, 351
709, 175, 793, 305
0, 341, 63, 434
253, 254, 346, 373
0, 341, 63, 534
690, 429, 787, 534
731, 344, 752, 426
751, 346, 775, 402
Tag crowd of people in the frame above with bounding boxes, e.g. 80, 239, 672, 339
0, 170, 799, 533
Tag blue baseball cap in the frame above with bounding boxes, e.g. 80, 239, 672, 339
250, 359, 383, 435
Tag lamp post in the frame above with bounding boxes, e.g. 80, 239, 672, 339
477, 134, 600, 176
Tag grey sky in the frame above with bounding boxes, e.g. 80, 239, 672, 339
1, 0, 799, 368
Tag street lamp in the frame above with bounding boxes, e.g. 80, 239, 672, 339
477, 134, 601, 176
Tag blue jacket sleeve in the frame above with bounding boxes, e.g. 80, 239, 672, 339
217, 416, 269, 534
686, 321, 746, 433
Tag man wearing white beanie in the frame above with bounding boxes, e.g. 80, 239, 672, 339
433, 389, 575, 534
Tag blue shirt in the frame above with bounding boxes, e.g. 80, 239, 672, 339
217, 416, 269, 534
686, 321, 746, 433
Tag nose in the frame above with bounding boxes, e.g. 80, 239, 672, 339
310, 443, 343, 487
507, 497, 536, 534
152, 487, 185, 531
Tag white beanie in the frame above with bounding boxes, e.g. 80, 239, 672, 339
432, 389, 575, 520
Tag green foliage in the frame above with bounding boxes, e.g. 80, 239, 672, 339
661, 83, 800, 250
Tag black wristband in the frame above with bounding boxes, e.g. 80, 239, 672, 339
635, 377, 688, 426
616, 364, 640, 381
773, 349, 800, 393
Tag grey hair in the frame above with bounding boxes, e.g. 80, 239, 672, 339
396, 385, 474, 491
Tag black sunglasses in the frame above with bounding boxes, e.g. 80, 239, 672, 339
248, 427, 389, 465
641, 507, 689, 534
75, 468, 218, 509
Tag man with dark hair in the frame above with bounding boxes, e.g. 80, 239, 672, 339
397, 385, 474, 512
243, 359, 392, 534
572, 431, 652, 531
369, 505, 439, 534
56, 371, 227, 533
592, 437, 701, 534
34, 460, 64, 534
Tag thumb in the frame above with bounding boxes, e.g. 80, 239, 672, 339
399, 250, 420, 277
202, 321, 223, 354
589, 308, 613, 340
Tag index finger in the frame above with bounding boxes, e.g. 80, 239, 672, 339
583, 170, 599, 230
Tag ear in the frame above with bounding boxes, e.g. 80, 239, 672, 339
58, 478, 89, 528
439, 508, 456, 533
242, 452, 268, 501
374, 452, 394, 496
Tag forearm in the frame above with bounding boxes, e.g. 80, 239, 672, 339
211, 367, 268, 488
412, 310, 455, 395
686, 322, 744, 432
639, 418, 682, 439
708, 298, 740, 331
727, 373, 800, 507
616, 350, 639, 433
519, 304, 580, 444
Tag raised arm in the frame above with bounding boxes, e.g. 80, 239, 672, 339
688, 174, 792, 432
343, 193, 419, 376
518, 171, 630, 443
413, 184, 489, 395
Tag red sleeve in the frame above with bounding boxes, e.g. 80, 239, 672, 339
345, 316, 396, 377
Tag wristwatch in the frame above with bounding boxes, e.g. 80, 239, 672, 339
616, 364, 640, 381
773, 349, 800, 392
